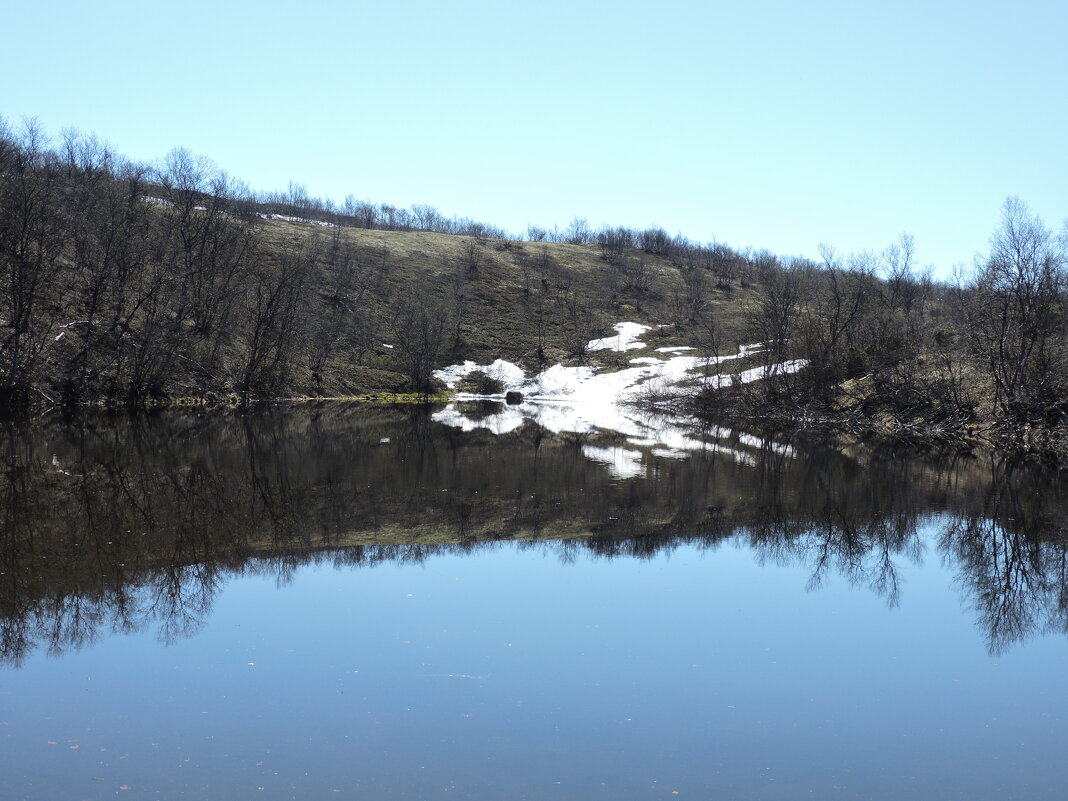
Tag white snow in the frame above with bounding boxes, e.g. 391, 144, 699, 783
434, 358, 527, 395
724, 360, 807, 387
586, 322, 651, 352
431, 323, 805, 478
256, 212, 336, 228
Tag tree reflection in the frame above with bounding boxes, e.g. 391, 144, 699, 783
939, 464, 1068, 654
2, 408, 1068, 665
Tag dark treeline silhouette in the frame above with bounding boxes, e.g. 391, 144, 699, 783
0, 122, 345, 407
3, 118, 1066, 455
695, 204, 1068, 459
0, 120, 767, 407
2, 406, 1067, 665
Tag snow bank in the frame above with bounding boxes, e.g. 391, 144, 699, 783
434, 358, 527, 396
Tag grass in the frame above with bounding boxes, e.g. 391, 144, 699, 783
31, 206, 760, 407
255, 221, 760, 396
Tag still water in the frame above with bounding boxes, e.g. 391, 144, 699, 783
2, 405, 1067, 800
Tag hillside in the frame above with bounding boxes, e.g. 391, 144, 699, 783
30, 211, 757, 404
3, 125, 1068, 465
253, 219, 756, 395
0, 126, 758, 407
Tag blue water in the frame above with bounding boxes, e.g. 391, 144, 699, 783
4, 527, 1066, 800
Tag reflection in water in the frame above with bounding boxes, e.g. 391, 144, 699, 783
2, 405, 1068, 666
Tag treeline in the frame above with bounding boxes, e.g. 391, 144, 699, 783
0, 119, 779, 409
693, 200, 1068, 449
262, 188, 765, 289
178, 145, 1068, 449
0, 122, 341, 406
0, 121, 505, 406
257, 179, 739, 260
256, 181, 513, 240
3, 117, 1067, 441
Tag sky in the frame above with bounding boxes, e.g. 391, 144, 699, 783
2, 0, 1065, 277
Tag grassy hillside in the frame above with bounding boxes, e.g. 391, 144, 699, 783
4, 125, 1068, 465
252, 218, 756, 395
0, 121, 771, 408
0, 121, 759, 407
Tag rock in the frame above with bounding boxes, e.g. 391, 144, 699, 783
505, 391, 524, 405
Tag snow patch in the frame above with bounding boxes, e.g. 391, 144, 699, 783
257, 212, 336, 228
587, 322, 651, 352
434, 359, 527, 393
431, 324, 805, 477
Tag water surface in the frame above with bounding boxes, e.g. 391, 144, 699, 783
2, 406, 1067, 799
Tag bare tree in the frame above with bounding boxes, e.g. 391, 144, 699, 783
619, 255, 652, 294
564, 217, 592, 245
0, 120, 66, 407
796, 245, 875, 393
390, 290, 452, 393
237, 239, 313, 397
597, 226, 632, 265
746, 258, 806, 400
461, 237, 482, 276
309, 235, 374, 390
964, 198, 1067, 419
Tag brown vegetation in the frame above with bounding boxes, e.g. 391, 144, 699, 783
2, 119, 1066, 464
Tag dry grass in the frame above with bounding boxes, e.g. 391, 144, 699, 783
257, 220, 759, 393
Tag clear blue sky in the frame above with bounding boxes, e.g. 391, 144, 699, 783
2, 0, 1065, 276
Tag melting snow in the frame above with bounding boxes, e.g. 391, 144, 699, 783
431, 323, 804, 478
257, 212, 336, 228
435, 358, 527, 394
586, 322, 652, 352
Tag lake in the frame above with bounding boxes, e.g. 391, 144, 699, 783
2, 404, 1067, 800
